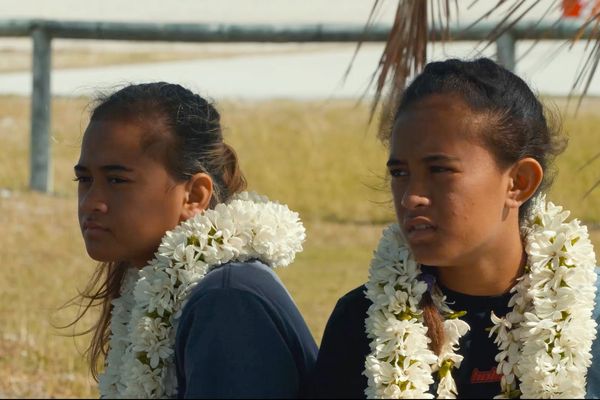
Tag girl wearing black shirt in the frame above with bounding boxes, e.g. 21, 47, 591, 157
312, 58, 600, 399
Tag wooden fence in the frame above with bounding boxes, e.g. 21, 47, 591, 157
0, 19, 595, 192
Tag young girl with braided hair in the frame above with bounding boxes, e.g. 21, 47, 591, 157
312, 58, 600, 399
72, 82, 317, 398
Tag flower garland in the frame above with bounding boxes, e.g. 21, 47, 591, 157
98, 192, 306, 398
364, 196, 597, 399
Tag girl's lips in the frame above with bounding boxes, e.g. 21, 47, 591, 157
406, 225, 436, 243
403, 217, 437, 243
403, 217, 435, 231
83, 221, 109, 232
408, 223, 434, 232
83, 223, 111, 240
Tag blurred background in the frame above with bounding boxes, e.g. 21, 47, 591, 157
0, 0, 599, 397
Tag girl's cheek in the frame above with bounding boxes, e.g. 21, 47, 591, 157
391, 182, 408, 210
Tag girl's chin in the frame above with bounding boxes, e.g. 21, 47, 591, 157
88, 254, 119, 263
410, 248, 450, 267
85, 247, 121, 264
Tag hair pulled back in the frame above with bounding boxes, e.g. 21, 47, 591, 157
72, 82, 246, 380
392, 58, 566, 220
91, 82, 246, 205
392, 58, 566, 355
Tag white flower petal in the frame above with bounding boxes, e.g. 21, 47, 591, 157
99, 192, 305, 398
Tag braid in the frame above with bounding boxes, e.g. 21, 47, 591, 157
390, 58, 567, 354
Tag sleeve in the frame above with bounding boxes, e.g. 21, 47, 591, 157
586, 269, 600, 399
310, 296, 368, 399
175, 288, 300, 399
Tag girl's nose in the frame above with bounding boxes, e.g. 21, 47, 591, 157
400, 180, 431, 210
401, 193, 431, 210
79, 185, 108, 214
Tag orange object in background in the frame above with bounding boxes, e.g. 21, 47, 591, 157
592, 0, 600, 18
562, 0, 583, 17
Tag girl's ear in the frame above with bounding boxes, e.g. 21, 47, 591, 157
180, 173, 213, 221
506, 157, 543, 209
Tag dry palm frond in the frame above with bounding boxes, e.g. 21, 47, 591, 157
361, 0, 449, 142
570, 11, 600, 109
465, 1, 600, 196
356, 0, 600, 194
359, 0, 600, 137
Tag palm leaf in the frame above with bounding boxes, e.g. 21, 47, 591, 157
361, 0, 600, 123
361, 0, 448, 142
357, 0, 600, 194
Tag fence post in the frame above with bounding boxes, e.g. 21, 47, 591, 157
30, 27, 52, 192
496, 31, 516, 72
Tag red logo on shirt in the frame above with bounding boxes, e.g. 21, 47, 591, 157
470, 368, 502, 384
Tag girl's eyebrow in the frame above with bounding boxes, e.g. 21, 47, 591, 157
422, 154, 460, 163
386, 154, 459, 167
100, 165, 135, 172
74, 164, 135, 172
386, 158, 406, 167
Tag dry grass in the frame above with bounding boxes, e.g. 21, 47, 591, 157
0, 96, 599, 397
0, 191, 97, 397
0, 47, 236, 73
548, 119, 600, 222
0, 96, 394, 223
222, 99, 393, 223
0, 189, 380, 397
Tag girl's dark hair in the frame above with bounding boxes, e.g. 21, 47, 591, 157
391, 58, 566, 355
77, 82, 247, 379
392, 57, 566, 220
91, 82, 246, 205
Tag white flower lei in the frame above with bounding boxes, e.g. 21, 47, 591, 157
364, 196, 597, 399
98, 192, 306, 399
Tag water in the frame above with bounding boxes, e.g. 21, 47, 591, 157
0, 40, 599, 100
1, 0, 599, 99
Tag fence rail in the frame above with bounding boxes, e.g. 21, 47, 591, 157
1, 19, 597, 41
0, 18, 595, 192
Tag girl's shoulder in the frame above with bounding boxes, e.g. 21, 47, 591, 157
199, 259, 278, 288
175, 259, 318, 365
326, 284, 370, 329
179, 260, 311, 332
337, 284, 369, 308
594, 267, 600, 320
185, 260, 288, 305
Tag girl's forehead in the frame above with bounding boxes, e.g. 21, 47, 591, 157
391, 95, 489, 152
395, 94, 480, 127
80, 119, 150, 165
83, 119, 145, 147
389, 99, 496, 165
80, 118, 174, 175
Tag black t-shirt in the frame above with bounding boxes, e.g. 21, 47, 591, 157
442, 284, 512, 398
311, 284, 512, 399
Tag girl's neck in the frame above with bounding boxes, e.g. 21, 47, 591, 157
435, 226, 525, 296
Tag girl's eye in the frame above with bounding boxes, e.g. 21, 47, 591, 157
73, 176, 92, 183
430, 166, 452, 173
107, 177, 129, 184
389, 169, 408, 178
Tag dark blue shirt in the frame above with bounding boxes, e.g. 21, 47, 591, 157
175, 260, 317, 398
312, 271, 600, 399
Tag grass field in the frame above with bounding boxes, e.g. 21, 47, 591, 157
0, 95, 599, 397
